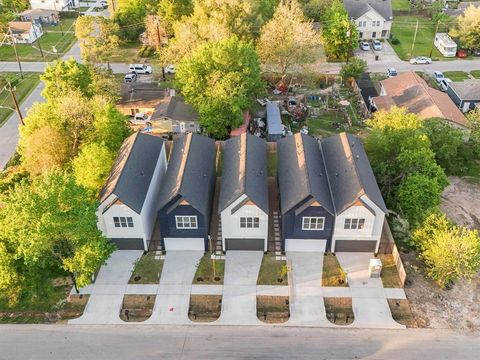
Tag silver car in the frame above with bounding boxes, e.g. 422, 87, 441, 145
409, 56, 432, 65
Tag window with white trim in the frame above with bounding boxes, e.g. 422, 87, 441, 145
344, 218, 365, 230
175, 216, 198, 229
113, 216, 134, 228
302, 217, 325, 230
240, 217, 260, 228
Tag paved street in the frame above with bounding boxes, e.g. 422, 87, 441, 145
0, 325, 478, 360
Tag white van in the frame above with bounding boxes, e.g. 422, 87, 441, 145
128, 64, 153, 74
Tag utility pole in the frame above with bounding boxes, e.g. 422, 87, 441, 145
30, 21, 44, 59
5, 82, 24, 126
53, 3, 64, 36
8, 27, 23, 79
411, 19, 419, 58
429, 21, 441, 58
346, 20, 354, 64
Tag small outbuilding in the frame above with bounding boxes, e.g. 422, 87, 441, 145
434, 33, 457, 57
446, 79, 480, 112
8, 21, 43, 44
266, 102, 283, 141
219, 133, 269, 252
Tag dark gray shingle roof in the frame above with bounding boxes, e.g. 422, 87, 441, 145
277, 133, 334, 215
100, 132, 165, 214
218, 133, 268, 214
343, 0, 393, 20
321, 133, 387, 214
449, 80, 480, 100
157, 133, 216, 215
267, 102, 283, 135
152, 96, 199, 122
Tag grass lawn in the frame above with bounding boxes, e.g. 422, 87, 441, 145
392, 0, 411, 10
471, 70, 480, 79
267, 151, 277, 177
443, 71, 471, 81
257, 254, 288, 285
0, 73, 41, 127
0, 32, 76, 62
193, 252, 225, 284
43, 18, 77, 32
307, 111, 346, 137
107, 41, 147, 64
128, 252, 163, 284
378, 254, 403, 288
322, 254, 347, 287
390, 16, 450, 60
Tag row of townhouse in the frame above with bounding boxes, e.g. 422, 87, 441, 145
97, 131, 388, 254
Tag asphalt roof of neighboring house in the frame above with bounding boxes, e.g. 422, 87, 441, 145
343, 0, 393, 20
322, 133, 387, 214
8, 21, 33, 34
277, 133, 334, 215
448, 79, 480, 100
20, 8, 59, 18
117, 83, 169, 108
218, 133, 268, 214
99, 132, 165, 214
445, 1, 480, 17
157, 133, 216, 215
267, 102, 283, 135
373, 72, 469, 128
152, 96, 198, 122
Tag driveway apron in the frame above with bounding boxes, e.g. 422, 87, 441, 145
336, 252, 405, 329
69, 251, 143, 325
144, 251, 203, 325
285, 252, 331, 327
215, 251, 263, 325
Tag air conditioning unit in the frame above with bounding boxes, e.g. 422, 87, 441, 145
369, 258, 382, 278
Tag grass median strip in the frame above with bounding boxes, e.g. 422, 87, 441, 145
193, 252, 225, 284
129, 252, 163, 284
322, 254, 347, 287
257, 254, 288, 285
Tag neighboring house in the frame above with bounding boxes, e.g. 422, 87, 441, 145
8, 21, 43, 44
29, 0, 78, 11
157, 133, 216, 251
372, 72, 470, 131
266, 102, 283, 141
277, 133, 335, 252
116, 83, 170, 117
446, 79, 480, 112
343, 0, 393, 39
322, 133, 388, 253
19, 8, 59, 25
445, 1, 480, 17
97, 132, 167, 250
219, 133, 269, 252
151, 95, 200, 134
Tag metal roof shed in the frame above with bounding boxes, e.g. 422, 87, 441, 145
266, 102, 283, 141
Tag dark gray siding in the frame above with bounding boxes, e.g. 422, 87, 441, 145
446, 87, 462, 107
109, 238, 145, 250
334, 240, 377, 252
225, 238, 264, 251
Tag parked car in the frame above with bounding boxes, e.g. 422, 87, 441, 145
433, 71, 445, 83
372, 40, 382, 51
124, 73, 137, 83
439, 78, 452, 92
409, 56, 432, 64
456, 49, 468, 58
164, 65, 175, 74
360, 41, 370, 51
472, 49, 480, 57
387, 68, 398, 78
128, 64, 152, 74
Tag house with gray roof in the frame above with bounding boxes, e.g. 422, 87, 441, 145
322, 133, 387, 253
97, 132, 167, 250
277, 133, 335, 252
343, 0, 393, 39
446, 79, 480, 112
157, 133, 216, 251
219, 133, 269, 251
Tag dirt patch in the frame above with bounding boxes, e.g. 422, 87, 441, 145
401, 250, 480, 331
324, 297, 354, 325
120, 295, 155, 322
378, 254, 403, 288
257, 296, 289, 323
388, 299, 417, 328
188, 295, 221, 322
441, 176, 480, 230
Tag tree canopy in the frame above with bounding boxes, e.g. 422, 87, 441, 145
340, 57, 367, 80
450, 5, 480, 50
257, 0, 320, 74
158, 0, 194, 35
176, 36, 264, 138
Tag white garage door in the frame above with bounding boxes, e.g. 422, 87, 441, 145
163, 237, 205, 251
285, 239, 326, 252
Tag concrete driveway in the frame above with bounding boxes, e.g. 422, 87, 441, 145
215, 251, 263, 325
336, 252, 405, 329
286, 252, 331, 327
69, 251, 143, 325
144, 251, 203, 325
355, 41, 401, 65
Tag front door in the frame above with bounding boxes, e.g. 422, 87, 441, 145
372, 32, 376, 38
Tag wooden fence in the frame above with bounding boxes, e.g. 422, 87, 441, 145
379, 219, 407, 286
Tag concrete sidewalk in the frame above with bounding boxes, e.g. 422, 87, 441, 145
69, 251, 143, 325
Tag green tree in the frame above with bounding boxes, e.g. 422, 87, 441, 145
113, 0, 158, 41
412, 212, 480, 287
321, 0, 358, 60
340, 57, 367, 80
0, 0, 29, 12
299, 0, 333, 21
467, 108, 480, 157
450, 5, 480, 50
257, 0, 321, 74
0, 171, 114, 303
176, 36, 264, 138
41, 58, 93, 101
158, 0, 193, 35
73, 143, 115, 194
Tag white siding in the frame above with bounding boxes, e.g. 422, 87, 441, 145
332, 195, 386, 253
102, 204, 144, 240
356, 9, 391, 39
140, 145, 167, 249
220, 194, 268, 251
30, 0, 78, 11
